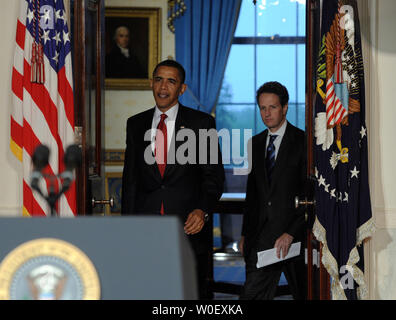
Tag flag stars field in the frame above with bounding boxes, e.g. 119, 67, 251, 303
56, 9, 64, 21
315, 167, 350, 203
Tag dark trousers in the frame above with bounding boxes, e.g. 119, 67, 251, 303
240, 249, 306, 300
194, 250, 212, 300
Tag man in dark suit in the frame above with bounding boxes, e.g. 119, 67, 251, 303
239, 81, 307, 300
121, 59, 225, 299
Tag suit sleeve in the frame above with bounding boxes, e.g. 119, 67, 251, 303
121, 118, 137, 215
197, 115, 225, 214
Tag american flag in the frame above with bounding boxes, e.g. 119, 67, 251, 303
10, 0, 76, 217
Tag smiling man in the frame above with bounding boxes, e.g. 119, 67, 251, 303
239, 81, 307, 300
121, 59, 224, 299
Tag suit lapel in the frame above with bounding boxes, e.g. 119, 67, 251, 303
256, 130, 270, 190
143, 108, 162, 181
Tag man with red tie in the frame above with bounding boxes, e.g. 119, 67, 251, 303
121, 60, 224, 299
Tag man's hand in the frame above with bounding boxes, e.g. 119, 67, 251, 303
274, 233, 294, 259
184, 209, 205, 235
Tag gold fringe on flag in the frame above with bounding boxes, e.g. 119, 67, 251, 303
313, 216, 376, 300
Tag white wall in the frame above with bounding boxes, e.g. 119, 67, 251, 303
0, 0, 22, 216
364, 0, 396, 300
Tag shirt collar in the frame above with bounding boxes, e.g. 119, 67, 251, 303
117, 45, 130, 58
268, 119, 287, 138
154, 103, 179, 122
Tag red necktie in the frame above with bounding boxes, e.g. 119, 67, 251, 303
155, 113, 167, 215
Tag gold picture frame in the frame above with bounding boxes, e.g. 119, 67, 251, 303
104, 149, 125, 166
105, 7, 161, 90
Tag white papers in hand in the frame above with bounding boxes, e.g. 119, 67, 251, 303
256, 242, 301, 268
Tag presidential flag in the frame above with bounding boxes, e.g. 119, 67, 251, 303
313, 0, 375, 300
10, 0, 76, 217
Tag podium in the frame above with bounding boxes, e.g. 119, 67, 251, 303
0, 216, 198, 300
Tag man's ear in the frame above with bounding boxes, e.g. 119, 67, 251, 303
180, 83, 187, 96
150, 79, 153, 89
283, 103, 288, 116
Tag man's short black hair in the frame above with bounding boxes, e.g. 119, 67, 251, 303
152, 59, 186, 84
256, 81, 289, 107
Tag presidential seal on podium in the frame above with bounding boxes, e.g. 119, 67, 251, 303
0, 238, 100, 300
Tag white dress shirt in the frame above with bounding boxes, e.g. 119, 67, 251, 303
151, 103, 179, 153
265, 120, 288, 160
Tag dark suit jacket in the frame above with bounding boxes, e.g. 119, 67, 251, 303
241, 122, 307, 257
121, 104, 225, 254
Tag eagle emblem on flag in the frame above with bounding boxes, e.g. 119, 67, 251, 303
315, 3, 364, 168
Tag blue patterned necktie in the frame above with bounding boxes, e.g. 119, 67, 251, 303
266, 134, 278, 183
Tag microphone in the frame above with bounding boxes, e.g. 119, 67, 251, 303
30, 144, 50, 194
64, 144, 82, 171
61, 144, 82, 191
32, 144, 50, 171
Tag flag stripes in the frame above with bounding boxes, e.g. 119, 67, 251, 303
326, 78, 347, 126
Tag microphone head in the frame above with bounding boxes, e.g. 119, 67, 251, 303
32, 144, 50, 171
64, 144, 82, 171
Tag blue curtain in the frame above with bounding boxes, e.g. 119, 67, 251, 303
175, 0, 241, 114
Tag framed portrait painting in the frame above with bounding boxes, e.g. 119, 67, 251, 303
105, 7, 161, 90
